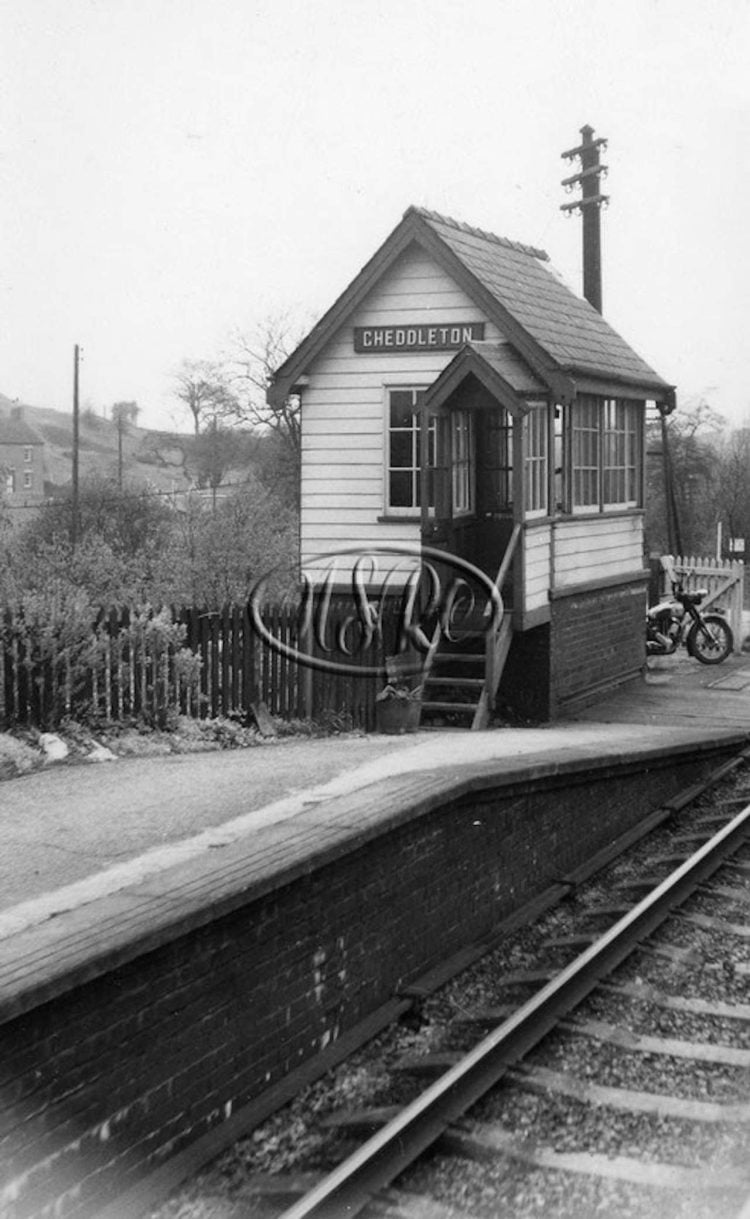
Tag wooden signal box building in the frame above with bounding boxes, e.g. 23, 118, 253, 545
268, 206, 674, 723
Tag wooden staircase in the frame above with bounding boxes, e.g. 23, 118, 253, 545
418, 522, 520, 731
419, 610, 513, 730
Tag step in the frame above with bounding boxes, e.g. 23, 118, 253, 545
421, 701, 478, 714
431, 658, 485, 668
424, 677, 485, 689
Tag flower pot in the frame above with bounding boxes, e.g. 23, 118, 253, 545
375, 697, 422, 734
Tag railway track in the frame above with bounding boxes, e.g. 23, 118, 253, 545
152, 752, 750, 1219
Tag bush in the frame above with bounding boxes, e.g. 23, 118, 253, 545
0, 596, 202, 731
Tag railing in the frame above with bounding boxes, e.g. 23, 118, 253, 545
476, 523, 522, 727
0, 599, 405, 733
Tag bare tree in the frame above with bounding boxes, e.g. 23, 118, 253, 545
219, 313, 311, 509
173, 360, 236, 436
715, 427, 750, 552
222, 313, 310, 452
646, 398, 725, 555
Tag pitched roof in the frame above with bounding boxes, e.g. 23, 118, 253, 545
424, 341, 546, 416
269, 206, 674, 406
0, 413, 44, 446
462, 340, 547, 395
416, 209, 668, 389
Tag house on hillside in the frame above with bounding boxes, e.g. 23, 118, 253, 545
0, 404, 46, 511
268, 206, 674, 722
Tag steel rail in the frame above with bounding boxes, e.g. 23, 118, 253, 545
278, 802, 750, 1219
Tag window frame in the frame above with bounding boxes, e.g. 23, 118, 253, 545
450, 409, 475, 517
384, 385, 433, 516
523, 403, 549, 518
568, 395, 643, 514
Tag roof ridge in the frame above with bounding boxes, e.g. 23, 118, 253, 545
405, 205, 549, 262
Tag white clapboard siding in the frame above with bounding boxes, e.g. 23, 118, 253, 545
553, 516, 644, 588
302, 433, 383, 452
298, 391, 385, 410
303, 417, 382, 436
299, 243, 501, 564
301, 523, 420, 545
524, 524, 552, 612
302, 476, 382, 493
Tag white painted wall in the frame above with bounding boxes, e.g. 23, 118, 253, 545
300, 242, 503, 568
552, 514, 645, 589
523, 522, 552, 613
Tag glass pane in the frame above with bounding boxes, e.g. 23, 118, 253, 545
390, 431, 413, 468
390, 394, 415, 428
389, 471, 413, 508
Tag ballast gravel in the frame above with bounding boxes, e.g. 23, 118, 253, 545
149, 774, 750, 1219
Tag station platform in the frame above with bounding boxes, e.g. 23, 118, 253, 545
1, 651, 749, 940
2, 650, 750, 1219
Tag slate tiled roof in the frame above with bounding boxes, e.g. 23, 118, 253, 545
414, 208, 669, 389
269, 204, 672, 404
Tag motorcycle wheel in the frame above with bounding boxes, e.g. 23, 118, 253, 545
686, 614, 734, 664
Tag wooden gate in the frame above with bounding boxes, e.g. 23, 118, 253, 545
661, 554, 745, 652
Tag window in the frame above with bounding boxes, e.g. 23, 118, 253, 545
524, 405, 548, 515
5, 469, 15, 494
387, 388, 434, 512
602, 399, 639, 506
451, 411, 474, 514
571, 397, 600, 508
24, 447, 32, 463
23, 471, 32, 489
570, 396, 642, 511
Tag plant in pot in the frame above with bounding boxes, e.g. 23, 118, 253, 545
375, 651, 423, 734
375, 679, 422, 734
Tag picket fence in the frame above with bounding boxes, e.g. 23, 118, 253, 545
660, 554, 745, 651
0, 600, 404, 733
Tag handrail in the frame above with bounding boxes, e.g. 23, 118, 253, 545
493, 521, 521, 594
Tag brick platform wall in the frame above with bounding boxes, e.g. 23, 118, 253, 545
550, 579, 648, 713
0, 745, 731, 1218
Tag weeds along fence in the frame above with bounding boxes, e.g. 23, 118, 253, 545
0, 599, 404, 733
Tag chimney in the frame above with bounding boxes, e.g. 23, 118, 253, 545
561, 125, 609, 313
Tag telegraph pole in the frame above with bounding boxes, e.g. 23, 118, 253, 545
561, 125, 609, 313
72, 344, 81, 547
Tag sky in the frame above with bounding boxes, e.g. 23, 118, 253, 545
2, 0, 749, 432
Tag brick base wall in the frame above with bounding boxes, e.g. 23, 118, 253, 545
498, 623, 552, 721
550, 579, 647, 713
0, 744, 731, 1218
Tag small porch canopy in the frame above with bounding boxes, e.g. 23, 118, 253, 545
423, 340, 548, 418
418, 340, 549, 540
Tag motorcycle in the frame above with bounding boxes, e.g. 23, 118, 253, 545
646, 581, 733, 665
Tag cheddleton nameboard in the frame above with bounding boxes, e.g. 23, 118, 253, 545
353, 322, 485, 353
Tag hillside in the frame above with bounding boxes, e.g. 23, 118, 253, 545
0, 395, 254, 494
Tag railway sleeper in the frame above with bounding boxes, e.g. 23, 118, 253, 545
559, 1014, 750, 1066
370, 1186, 474, 1218
699, 881, 750, 904
671, 909, 750, 937
507, 1061, 750, 1122
440, 1122, 750, 1193
597, 979, 750, 1020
